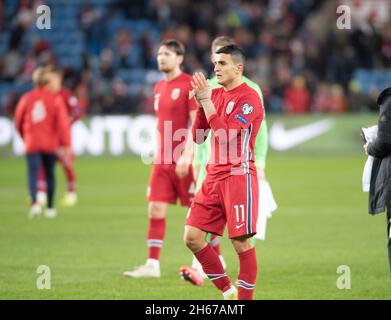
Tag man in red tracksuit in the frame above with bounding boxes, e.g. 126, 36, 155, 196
36, 67, 85, 207
14, 66, 71, 218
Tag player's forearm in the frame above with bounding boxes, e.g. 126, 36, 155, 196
200, 99, 217, 120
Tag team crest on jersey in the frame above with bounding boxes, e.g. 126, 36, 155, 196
226, 101, 235, 114
171, 88, 181, 100
242, 103, 253, 115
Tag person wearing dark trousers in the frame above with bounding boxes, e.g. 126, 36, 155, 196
14, 66, 71, 219
364, 87, 391, 274
26, 153, 57, 213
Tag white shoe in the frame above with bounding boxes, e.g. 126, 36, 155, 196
223, 285, 238, 300
61, 192, 77, 207
123, 262, 160, 278
44, 208, 57, 219
36, 191, 47, 206
28, 203, 42, 219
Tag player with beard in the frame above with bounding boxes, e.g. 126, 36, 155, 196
124, 39, 197, 278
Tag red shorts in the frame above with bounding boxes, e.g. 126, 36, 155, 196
148, 164, 195, 207
185, 174, 259, 239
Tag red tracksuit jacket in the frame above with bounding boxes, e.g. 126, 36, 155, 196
14, 87, 70, 153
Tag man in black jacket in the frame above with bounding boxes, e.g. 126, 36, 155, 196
364, 87, 391, 274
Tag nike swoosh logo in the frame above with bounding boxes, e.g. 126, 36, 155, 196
269, 119, 334, 151
235, 223, 244, 229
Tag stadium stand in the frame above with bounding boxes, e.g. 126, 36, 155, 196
0, 0, 390, 116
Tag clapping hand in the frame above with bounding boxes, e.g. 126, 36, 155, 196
190, 72, 212, 105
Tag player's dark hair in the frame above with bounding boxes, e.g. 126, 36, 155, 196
215, 44, 245, 65
159, 39, 185, 56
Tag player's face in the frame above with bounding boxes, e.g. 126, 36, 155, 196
157, 45, 182, 73
47, 73, 63, 93
213, 53, 241, 86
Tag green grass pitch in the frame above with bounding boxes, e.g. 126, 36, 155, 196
0, 155, 390, 299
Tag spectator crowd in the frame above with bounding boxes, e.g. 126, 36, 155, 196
0, 0, 391, 116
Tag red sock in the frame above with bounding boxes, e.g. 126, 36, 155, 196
63, 164, 76, 192
147, 218, 166, 260
210, 234, 221, 255
237, 247, 258, 300
195, 244, 232, 293
67, 180, 76, 192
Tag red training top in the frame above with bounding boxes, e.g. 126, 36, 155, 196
15, 87, 70, 153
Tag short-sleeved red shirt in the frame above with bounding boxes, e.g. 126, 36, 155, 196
153, 72, 197, 164
192, 82, 264, 180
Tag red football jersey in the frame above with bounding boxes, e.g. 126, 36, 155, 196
14, 87, 70, 153
153, 72, 198, 164
192, 82, 264, 180
59, 88, 84, 124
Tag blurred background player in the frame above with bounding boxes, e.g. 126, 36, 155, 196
14, 66, 71, 219
123, 39, 197, 278
180, 36, 272, 286
36, 66, 85, 208
185, 45, 264, 300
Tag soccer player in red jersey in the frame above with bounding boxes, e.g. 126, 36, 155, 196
184, 45, 264, 300
36, 67, 85, 207
14, 67, 71, 219
124, 39, 197, 278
